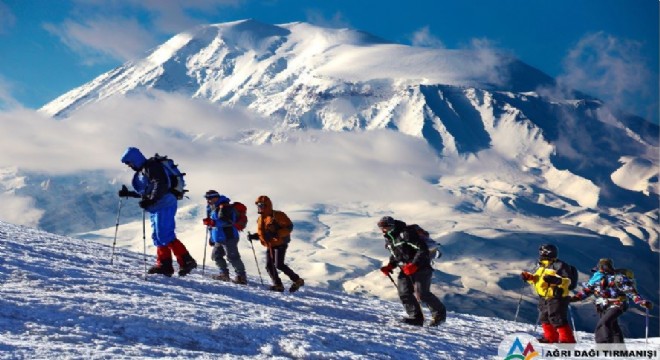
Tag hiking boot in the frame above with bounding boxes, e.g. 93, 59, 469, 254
289, 278, 304, 293
429, 314, 446, 327
178, 254, 197, 277
400, 317, 424, 327
147, 260, 174, 277
212, 273, 230, 281
268, 284, 285, 292
232, 275, 248, 285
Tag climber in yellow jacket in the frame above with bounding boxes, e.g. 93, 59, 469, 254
521, 244, 576, 344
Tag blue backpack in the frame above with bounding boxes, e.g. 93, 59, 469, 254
153, 154, 187, 200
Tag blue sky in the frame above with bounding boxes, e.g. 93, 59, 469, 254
1, 0, 658, 123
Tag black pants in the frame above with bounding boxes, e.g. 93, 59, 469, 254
595, 306, 625, 343
397, 266, 446, 320
538, 297, 570, 327
266, 243, 300, 286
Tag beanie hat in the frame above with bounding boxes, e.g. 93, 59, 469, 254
204, 190, 220, 199
377, 216, 395, 229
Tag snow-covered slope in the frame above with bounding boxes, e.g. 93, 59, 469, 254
3, 221, 659, 359
2, 19, 657, 341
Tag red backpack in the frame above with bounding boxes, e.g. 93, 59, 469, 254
232, 202, 248, 231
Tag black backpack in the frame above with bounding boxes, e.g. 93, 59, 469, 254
566, 263, 579, 290
406, 224, 442, 260
152, 154, 187, 200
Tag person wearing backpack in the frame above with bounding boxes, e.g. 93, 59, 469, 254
570, 258, 653, 343
118, 147, 197, 277
520, 244, 576, 343
377, 216, 446, 327
247, 195, 304, 293
202, 190, 248, 285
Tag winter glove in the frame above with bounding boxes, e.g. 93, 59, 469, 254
138, 198, 155, 209
543, 275, 562, 286
380, 263, 395, 275
208, 240, 214, 247
520, 271, 536, 282
401, 263, 418, 276
247, 233, 259, 241
202, 218, 215, 227
641, 301, 654, 310
118, 185, 140, 198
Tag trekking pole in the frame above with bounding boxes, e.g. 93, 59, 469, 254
646, 307, 649, 344
202, 227, 209, 276
533, 312, 541, 335
110, 197, 124, 265
248, 232, 264, 286
386, 272, 397, 287
568, 304, 579, 343
142, 210, 148, 280
514, 284, 525, 323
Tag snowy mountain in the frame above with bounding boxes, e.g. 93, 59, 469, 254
0, 19, 657, 339
40, 20, 556, 120
2, 221, 659, 359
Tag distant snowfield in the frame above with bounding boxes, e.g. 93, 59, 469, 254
2, 221, 659, 359
611, 156, 659, 195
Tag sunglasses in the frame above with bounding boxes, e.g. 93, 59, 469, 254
256, 203, 265, 207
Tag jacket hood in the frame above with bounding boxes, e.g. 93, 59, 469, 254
121, 147, 147, 169
207, 195, 231, 208
255, 195, 273, 214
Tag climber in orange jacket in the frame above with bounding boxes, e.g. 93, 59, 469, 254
247, 195, 304, 293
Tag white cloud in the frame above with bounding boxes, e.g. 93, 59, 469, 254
305, 10, 351, 29
139, 0, 242, 33
0, 93, 449, 207
45, 0, 241, 62
72, 0, 241, 31
0, 193, 43, 226
464, 38, 511, 86
0, 1, 16, 34
44, 18, 159, 63
557, 32, 656, 121
0, 76, 20, 110
410, 26, 444, 48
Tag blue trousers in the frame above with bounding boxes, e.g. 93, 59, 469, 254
149, 204, 177, 246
